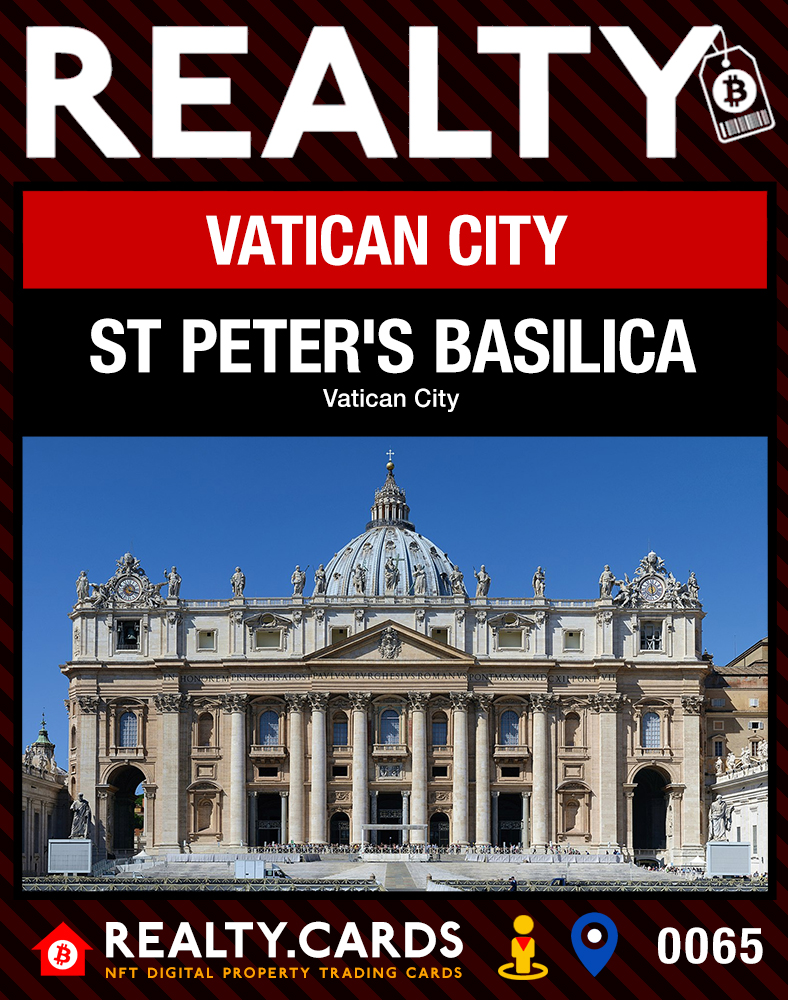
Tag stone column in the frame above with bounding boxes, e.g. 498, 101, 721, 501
474, 694, 492, 845
402, 790, 410, 845
141, 783, 156, 849
94, 785, 111, 858
248, 790, 258, 847
309, 693, 328, 844
623, 783, 637, 857
408, 691, 430, 845
680, 696, 704, 855
280, 791, 289, 844
220, 693, 249, 849
530, 693, 553, 850
450, 692, 472, 845
521, 791, 531, 848
665, 785, 685, 862
350, 692, 371, 844
370, 789, 378, 845
74, 694, 100, 829
533, 610, 549, 656
593, 692, 623, 849
285, 693, 307, 844
491, 791, 500, 846
596, 608, 613, 657
165, 609, 182, 657
154, 692, 185, 850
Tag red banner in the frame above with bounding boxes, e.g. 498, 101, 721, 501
22, 189, 767, 290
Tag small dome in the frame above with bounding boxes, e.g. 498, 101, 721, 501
322, 462, 456, 597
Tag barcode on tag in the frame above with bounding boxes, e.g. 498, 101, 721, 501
720, 108, 772, 137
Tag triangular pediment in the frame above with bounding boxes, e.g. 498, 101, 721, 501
303, 619, 475, 664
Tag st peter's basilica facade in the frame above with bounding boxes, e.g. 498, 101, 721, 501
64, 460, 708, 864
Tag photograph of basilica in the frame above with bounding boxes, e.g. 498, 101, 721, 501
59, 453, 721, 866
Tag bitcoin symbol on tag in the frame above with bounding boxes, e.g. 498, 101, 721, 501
712, 68, 757, 113
48, 940, 78, 970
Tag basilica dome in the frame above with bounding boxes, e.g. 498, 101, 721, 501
321, 462, 457, 598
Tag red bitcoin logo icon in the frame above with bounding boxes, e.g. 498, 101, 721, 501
47, 940, 78, 970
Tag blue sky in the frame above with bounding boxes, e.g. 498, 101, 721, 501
22, 436, 767, 758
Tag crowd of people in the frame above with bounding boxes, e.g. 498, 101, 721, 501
247, 841, 623, 857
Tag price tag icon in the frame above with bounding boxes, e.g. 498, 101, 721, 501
700, 38, 775, 143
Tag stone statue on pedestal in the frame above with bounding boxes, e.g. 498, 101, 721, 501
384, 556, 399, 592
165, 566, 181, 598
291, 565, 306, 596
231, 566, 246, 597
708, 798, 733, 841
75, 571, 90, 603
598, 565, 615, 597
532, 566, 545, 597
69, 793, 92, 838
474, 565, 491, 598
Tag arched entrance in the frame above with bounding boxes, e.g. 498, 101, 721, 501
632, 767, 668, 851
429, 812, 449, 847
108, 764, 146, 856
330, 812, 350, 845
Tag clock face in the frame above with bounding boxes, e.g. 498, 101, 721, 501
638, 577, 665, 603
116, 576, 142, 603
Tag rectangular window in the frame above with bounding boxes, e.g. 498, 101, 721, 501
748, 721, 764, 730
258, 767, 277, 778
431, 719, 448, 746
640, 621, 662, 651
736, 826, 741, 842
332, 765, 348, 778
752, 825, 758, 854
119, 711, 138, 747
197, 630, 216, 651
499, 630, 522, 648
431, 628, 449, 644
749, 698, 760, 707
563, 631, 581, 650
432, 766, 448, 778
710, 698, 725, 707
331, 627, 349, 644
501, 766, 520, 778
714, 740, 724, 757
255, 629, 280, 649
116, 620, 141, 650
333, 720, 348, 746
381, 710, 400, 745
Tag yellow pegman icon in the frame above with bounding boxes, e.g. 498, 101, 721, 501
498, 915, 549, 981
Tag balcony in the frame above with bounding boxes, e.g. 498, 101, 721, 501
249, 744, 288, 760
634, 746, 674, 760
494, 744, 531, 760
192, 745, 221, 758
108, 745, 146, 759
372, 743, 409, 759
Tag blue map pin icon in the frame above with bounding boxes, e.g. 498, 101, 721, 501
571, 913, 618, 976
